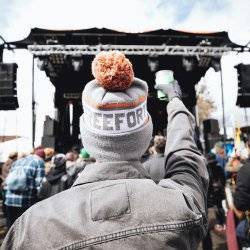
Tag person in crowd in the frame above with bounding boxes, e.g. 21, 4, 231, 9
232, 136, 250, 247
214, 141, 228, 173
44, 147, 55, 175
2, 51, 208, 249
38, 154, 70, 200
71, 145, 80, 161
76, 147, 95, 167
202, 153, 226, 250
65, 151, 76, 174
225, 151, 243, 185
0, 151, 18, 217
1, 151, 18, 184
143, 135, 166, 183
67, 148, 95, 187
77, 148, 90, 162
4, 147, 45, 229
17, 152, 28, 159
207, 153, 226, 224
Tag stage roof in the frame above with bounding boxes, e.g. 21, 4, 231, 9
8, 27, 244, 49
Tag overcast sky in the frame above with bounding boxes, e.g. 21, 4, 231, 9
1, 0, 250, 160
1, 0, 250, 43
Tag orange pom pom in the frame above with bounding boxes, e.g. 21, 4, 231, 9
91, 51, 134, 91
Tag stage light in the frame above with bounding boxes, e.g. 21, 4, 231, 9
71, 57, 83, 72
182, 57, 196, 71
199, 39, 211, 46
147, 56, 159, 72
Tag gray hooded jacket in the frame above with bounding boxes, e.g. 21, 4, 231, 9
2, 98, 208, 250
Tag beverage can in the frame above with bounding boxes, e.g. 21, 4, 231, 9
155, 70, 174, 101
155, 70, 174, 86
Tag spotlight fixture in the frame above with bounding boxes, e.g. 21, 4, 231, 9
182, 57, 196, 72
71, 57, 83, 72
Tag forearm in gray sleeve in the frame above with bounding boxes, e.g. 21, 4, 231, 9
163, 98, 209, 214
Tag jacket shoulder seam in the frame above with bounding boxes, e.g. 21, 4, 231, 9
60, 218, 203, 250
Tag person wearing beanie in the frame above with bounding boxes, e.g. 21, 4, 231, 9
213, 141, 228, 172
68, 148, 95, 187
79, 148, 90, 159
34, 148, 46, 159
2, 51, 208, 249
38, 154, 70, 201
1, 151, 18, 182
1, 151, 18, 218
44, 147, 55, 175
4, 147, 45, 229
44, 147, 55, 160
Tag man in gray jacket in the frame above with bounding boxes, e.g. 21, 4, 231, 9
2, 51, 208, 250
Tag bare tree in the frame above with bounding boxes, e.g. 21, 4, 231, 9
196, 84, 217, 124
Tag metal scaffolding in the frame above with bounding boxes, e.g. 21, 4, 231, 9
28, 44, 237, 57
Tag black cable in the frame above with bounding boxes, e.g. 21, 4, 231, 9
0, 34, 14, 51
0, 35, 7, 44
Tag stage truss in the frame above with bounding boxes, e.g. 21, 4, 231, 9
28, 44, 245, 57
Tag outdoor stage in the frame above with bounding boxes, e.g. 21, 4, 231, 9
1, 28, 247, 151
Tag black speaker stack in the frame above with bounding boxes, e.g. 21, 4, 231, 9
235, 64, 250, 107
0, 63, 19, 110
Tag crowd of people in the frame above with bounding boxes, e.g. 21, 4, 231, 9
142, 133, 250, 250
0, 51, 249, 249
0, 146, 95, 229
202, 136, 250, 250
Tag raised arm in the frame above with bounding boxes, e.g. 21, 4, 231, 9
155, 79, 209, 232
164, 97, 208, 202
